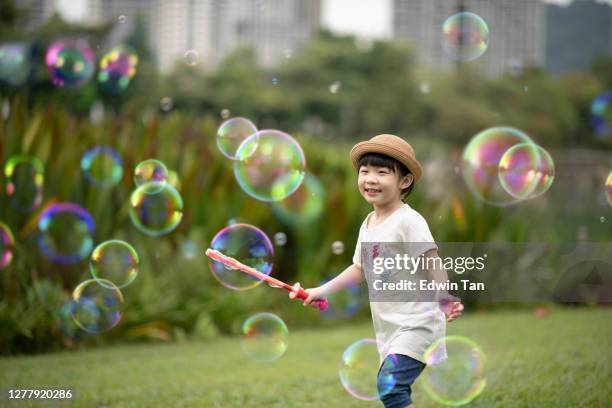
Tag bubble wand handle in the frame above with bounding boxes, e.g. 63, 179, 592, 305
205, 248, 328, 311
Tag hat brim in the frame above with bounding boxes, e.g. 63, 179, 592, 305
350, 141, 423, 182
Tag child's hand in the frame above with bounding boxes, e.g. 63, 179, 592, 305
439, 299, 464, 322
289, 282, 327, 308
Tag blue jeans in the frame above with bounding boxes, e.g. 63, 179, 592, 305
377, 354, 425, 408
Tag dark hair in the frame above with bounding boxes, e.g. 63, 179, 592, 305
357, 153, 414, 199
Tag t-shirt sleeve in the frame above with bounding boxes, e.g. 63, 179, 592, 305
404, 213, 438, 256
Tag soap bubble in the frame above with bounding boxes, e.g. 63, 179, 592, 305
208, 223, 273, 291
590, 91, 612, 139
4, 155, 44, 211
461, 127, 533, 205
234, 129, 306, 202
329, 80, 342, 94
241, 312, 289, 362
38, 203, 95, 264
339, 338, 394, 400
184, 49, 199, 66
498, 143, 555, 199
160, 97, 173, 112
98, 46, 138, 94
442, 12, 489, 61
90, 240, 139, 288
274, 232, 287, 247
216, 117, 258, 160
134, 159, 168, 190
81, 146, 123, 187
71, 279, 123, 333
0, 43, 31, 87
332, 241, 345, 255
129, 182, 183, 236
422, 336, 487, 406
45, 38, 94, 87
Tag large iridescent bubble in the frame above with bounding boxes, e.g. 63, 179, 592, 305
272, 173, 325, 225
442, 12, 489, 61
208, 223, 273, 291
606, 171, 612, 207
423, 336, 487, 406
241, 312, 288, 362
461, 127, 534, 205
590, 91, 612, 139
216, 117, 258, 160
71, 279, 123, 333
0, 221, 15, 269
81, 146, 123, 187
129, 182, 183, 236
498, 143, 555, 200
98, 45, 138, 93
90, 240, 139, 289
234, 129, 306, 202
4, 155, 44, 212
45, 38, 94, 87
38, 203, 95, 264
0, 43, 31, 87
339, 338, 395, 401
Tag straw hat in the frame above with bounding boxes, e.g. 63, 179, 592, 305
350, 134, 423, 182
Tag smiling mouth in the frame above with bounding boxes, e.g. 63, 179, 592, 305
365, 188, 381, 194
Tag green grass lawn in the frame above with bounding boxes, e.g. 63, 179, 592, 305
1, 308, 611, 407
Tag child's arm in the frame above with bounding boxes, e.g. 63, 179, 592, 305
289, 263, 363, 307
424, 249, 464, 322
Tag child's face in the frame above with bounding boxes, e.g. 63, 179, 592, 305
358, 164, 412, 206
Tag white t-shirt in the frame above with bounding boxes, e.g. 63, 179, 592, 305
353, 204, 446, 364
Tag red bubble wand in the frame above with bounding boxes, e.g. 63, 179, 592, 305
205, 248, 328, 311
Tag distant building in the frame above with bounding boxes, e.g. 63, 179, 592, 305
87, 0, 321, 73
545, 0, 612, 74
87, 0, 152, 24
211, 0, 321, 68
393, 0, 546, 76
13, 0, 58, 30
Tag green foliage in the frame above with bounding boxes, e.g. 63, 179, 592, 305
0, 25, 610, 354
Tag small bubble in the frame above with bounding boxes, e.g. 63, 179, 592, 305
524, 86, 529, 92
419, 82, 430, 94
271, 77, 279, 85
118, 15, 126, 23
329, 80, 342, 94
160, 97, 173, 112
184, 49, 199, 66
283, 48, 293, 59
601, 216, 606, 223
332, 241, 344, 255
221, 109, 230, 119
274, 232, 287, 247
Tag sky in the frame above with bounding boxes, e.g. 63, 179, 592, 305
56, 0, 612, 38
